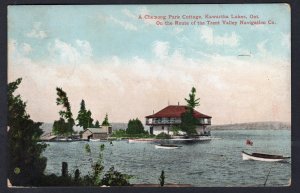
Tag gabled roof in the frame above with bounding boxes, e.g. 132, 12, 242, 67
145, 105, 212, 119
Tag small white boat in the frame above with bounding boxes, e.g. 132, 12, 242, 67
155, 144, 181, 149
90, 138, 101, 142
242, 151, 290, 162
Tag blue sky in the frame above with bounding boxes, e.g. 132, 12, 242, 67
8, 4, 291, 124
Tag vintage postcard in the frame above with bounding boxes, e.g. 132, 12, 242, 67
7, 4, 291, 187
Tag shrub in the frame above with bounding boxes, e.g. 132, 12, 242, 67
101, 166, 132, 186
155, 132, 171, 139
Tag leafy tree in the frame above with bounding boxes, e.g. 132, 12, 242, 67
52, 87, 74, 136
185, 86, 200, 112
126, 118, 145, 134
8, 78, 47, 186
56, 87, 74, 123
52, 118, 74, 137
102, 113, 110, 126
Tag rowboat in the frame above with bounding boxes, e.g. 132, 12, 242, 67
155, 144, 181, 149
242, 151, 290, 162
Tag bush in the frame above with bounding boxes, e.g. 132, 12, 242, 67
155, 132, 171, 139
170, 125, 181, 135
101, 166, 132, 186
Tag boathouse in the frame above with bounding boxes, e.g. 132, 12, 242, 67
82, 125, 112, 140
145, 105, 212, 135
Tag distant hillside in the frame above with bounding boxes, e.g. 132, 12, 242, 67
40, 123, 83, 134
110, 122, 127, 131
207, 121, 291, 130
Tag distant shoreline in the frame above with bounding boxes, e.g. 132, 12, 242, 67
207, 121, 291, 130
41, 121, 291, 134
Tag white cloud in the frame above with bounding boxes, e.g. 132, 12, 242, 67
26, 22, 47, 39
110, 16, 138, 31
199, 26, 240, 47
8, 40, 33, 61
49, 39, 93, 65
52, 39, 81, 64
152, 41, 170, 59
76, 40, 93, 57
8, 38, 290, 124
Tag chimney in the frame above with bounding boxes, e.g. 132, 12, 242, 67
178, 102, 180, 106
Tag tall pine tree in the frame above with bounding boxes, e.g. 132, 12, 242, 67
184, 86, 200, 112
180, 87, 200, 135
76, 100, 95, 129
8, 78, 47, 186
102, 113, 110, 126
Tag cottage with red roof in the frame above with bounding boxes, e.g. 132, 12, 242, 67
145, 105, 212, 135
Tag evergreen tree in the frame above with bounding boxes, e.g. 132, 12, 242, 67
8, 78, 47, 186
52, 87, 74, 136
76, 100, 88, 129
76, 100, 95, 129
87, 110, 94, 128
94, 120, 100, 128
102, 113, 110, 126
184, 87, 200, 112
180, 87, 200, 135
180, 111, 198, 135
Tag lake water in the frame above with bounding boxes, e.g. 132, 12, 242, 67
42, 129, 291, 187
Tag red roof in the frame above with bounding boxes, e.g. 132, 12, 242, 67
145, 105, 212, 119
